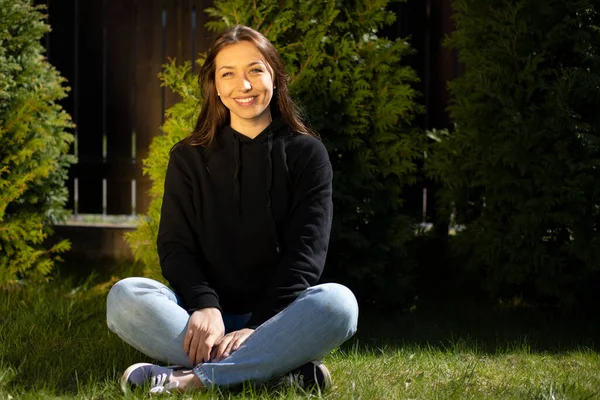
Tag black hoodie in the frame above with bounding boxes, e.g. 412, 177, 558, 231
157, 118, 333, 328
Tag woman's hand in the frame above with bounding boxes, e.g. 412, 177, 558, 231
184, 307, 225, 366
212, 328, 255, 361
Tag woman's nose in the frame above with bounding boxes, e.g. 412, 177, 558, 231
240, 78, 252, 91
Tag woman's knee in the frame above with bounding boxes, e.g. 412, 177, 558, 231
107, 277, 140, 305
107, 278, 132, 330
106, 277, 152, 331
306, 283, 359, 337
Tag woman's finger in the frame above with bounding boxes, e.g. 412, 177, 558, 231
200, 333, 218, 363
189, 331, 202, 365
231, 334, 247, 352
183, 328, 194, 355
233, 330, 253, 351
213, 334, 233, 360
222, 336, 237, 358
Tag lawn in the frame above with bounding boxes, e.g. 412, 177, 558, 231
1, 262, 599, 399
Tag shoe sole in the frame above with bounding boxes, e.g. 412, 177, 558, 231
120, 362, 153, 394
311, 361, 333, 391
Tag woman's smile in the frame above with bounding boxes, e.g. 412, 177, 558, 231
234, 96, 258, 106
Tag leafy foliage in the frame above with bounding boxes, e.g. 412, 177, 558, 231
427, 1, 600, 304
0, 0, 75, 283
127, 0, 425, 305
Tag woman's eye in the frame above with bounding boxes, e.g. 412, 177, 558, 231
250, 68, 263, 74
222, 72, 232, 77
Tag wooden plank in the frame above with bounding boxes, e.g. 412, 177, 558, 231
377, 1, 429, 221
425, 0, 456, 231
164, 0, 194, 112
44, 0, 78, 212
105, 0, 136, 214
428, 0, 457, 129
76, 0, 105, 214
397, 0, 428, 128
69, 162, 136, 181
192, 0, 215, 62
134, 0, 164, 214
45, 0, 76, 121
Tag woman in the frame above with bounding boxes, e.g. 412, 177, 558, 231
106, 24, 358, 395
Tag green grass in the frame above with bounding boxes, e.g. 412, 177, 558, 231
1, 264, 599, 399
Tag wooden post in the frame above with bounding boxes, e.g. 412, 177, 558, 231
191, 0, 215, 60
134, 0, 164, 215
428, 0, 458, 129
106, 0, 136, 215
164, 0, 194, 112
425, 0, 457, 241
76, 0, 104, 214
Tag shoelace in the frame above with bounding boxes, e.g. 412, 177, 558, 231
148, 373, 180, 395
282, 373, 305, 388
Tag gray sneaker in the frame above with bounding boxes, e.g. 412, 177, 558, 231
283, 361, 333, 392
120, 362, 180, 395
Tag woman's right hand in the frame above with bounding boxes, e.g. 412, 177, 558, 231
183, 307, 225, 366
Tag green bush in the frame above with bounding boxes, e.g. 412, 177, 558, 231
427, 1, 600, 304
0, 0, 75, 284
127, 0, 425, 306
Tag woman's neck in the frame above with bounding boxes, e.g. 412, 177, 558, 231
230, 111, 272, 139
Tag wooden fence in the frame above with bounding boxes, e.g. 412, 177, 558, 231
37, 0, 458, 257
38, 0, 214, 218
386, 0, 460, 223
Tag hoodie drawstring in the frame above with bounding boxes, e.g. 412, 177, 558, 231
266, 132, 281, 254
232, 133, 242, 215
229, 122, 282, 255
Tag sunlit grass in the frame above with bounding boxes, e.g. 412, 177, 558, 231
1, 265, 598, 399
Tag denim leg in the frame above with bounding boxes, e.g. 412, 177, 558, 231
106, 277, 251, 367
194, 283, 359, 388
106, 277, 193, 367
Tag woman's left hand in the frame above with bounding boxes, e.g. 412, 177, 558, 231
212, 328, 255, 361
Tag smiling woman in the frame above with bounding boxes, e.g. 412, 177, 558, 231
182, 24, 314, 147
105, 25, 359, 395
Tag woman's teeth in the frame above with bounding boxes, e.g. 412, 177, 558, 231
235, 97, 256, 103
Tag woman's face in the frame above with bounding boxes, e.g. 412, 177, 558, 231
214, 41, 274, 131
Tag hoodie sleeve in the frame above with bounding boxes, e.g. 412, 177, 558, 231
246, 139, 333, 328
157, 146, 221, 313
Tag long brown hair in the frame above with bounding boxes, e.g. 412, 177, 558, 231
184, 25, 315, 147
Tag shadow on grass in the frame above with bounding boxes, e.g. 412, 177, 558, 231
57, 256, 600, 357
331, 233, 600, 357
345, 300, 599, 355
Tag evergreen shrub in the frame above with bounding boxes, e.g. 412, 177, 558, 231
127, 0, 425, 306
0, 0, 75, 284
427, 1, 600, 304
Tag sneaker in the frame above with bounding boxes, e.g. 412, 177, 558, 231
120, 362, 180, 395
283, 361, 333, 392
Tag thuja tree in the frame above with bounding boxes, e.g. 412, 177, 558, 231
0, 0, 75, 283
127, 0, 424, 306
428, 1, 600, 304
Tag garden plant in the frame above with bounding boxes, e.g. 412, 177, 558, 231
0, 0, 75, 284
428, 0, 600, 305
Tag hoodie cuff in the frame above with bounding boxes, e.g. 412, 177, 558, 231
186, 293, 222, 314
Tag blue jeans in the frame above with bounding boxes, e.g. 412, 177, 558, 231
106, 277, 358, 388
